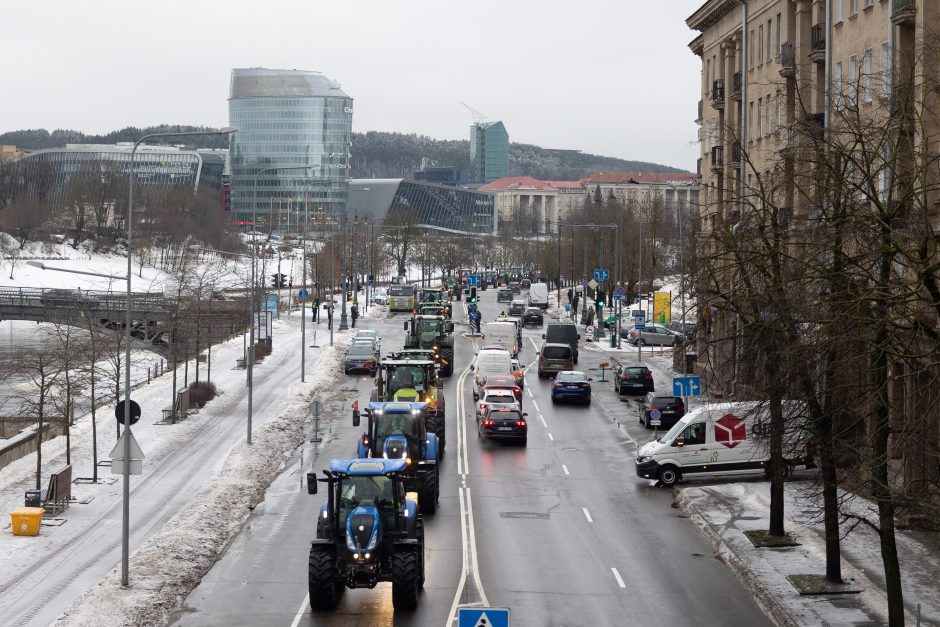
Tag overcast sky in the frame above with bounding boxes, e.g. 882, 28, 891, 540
2, 0, 705, 171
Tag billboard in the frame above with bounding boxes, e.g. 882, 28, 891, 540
653, 292, 671, 324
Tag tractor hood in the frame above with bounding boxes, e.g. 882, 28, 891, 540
346, 505, 381, 552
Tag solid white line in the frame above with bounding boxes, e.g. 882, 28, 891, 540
611, 567, 627, 588
562, 464, 570, 476
289, 593, 308, 627
447, 487, 470, 625
582, 507, 593, 523
466, 488, 489, 606
547, 432, 554, 441
539, 415, 547, 428
532, 400, 540, 413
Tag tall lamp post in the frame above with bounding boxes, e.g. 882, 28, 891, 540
123, 127, 235, 586
666, 181, 694, 373
249, 163, 318, 443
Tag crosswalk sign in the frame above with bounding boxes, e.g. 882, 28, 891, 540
458, 607, 510, 627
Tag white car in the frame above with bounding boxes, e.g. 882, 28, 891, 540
372, 287, 389, 305
476, 388, 519, 417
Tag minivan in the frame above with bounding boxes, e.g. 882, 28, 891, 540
542, 322, 580, 364
528, 283, 549, 309
537, 343, 574, 377
634, 402, 816, 486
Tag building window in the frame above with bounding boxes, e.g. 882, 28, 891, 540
850, 0, 857, 16
750, 30, 755, 68
865, 0, 874, 7
849, 54, 858, 102
835, 61, 843, 107
758, 25, 763, 64
863, 48, 873, 103
749, 101, 755, 137
880, 41, 892, 100
835, 0, 843, 22
776, 13, 781, 58
767, 20, 773, 61
758, 97, 763, 136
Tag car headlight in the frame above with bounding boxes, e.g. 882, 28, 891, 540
636, 455, 652, 464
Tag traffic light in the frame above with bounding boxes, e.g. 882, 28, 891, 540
469, 287, 477, 303
271, 273, 288, 288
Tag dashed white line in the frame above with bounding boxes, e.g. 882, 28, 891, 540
526, 387, 533, 398
547, 432, 554, 441
562, 464, 570, 476
582, 507, 594, 523
532, 400, 540, 413
538, 415, 547, 428
611, 567, 627, 589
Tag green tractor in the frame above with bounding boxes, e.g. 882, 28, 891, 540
418, 287, 451, 318
306, 459, 424, 611
372, 358, 446, 452
403, 315, 455, 376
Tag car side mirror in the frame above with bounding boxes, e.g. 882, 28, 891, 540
522, 412, 529, 417
306, 472, 317, 494
352, 409, 361, 427
577, 334, 581, 339
674, 439, 685, 448
541, 333, 546, 339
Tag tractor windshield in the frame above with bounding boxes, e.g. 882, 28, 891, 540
389, 366, 426, 398
339, 475, 395, 529
416, 319, 440, 335
376, 412, 421, 438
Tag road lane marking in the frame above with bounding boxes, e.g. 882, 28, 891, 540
547, 432, 554, 441
289, 593, 308, 627
611, 567, 627, 588
466, 488, 488, 606
562, 464, 570, 476
532, 400, 540, 413
529, 337, 540, 352
526, 387, 533, 398
539, 415, 547, 428
582, 507, 593, 523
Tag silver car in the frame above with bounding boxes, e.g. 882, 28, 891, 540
626, 323, 682, 347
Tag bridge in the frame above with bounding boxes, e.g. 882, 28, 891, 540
0, 287, 248, 355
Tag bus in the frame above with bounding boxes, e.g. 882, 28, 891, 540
388, 284, 417, 312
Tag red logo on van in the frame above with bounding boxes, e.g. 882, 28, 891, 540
715, 414, 746, 448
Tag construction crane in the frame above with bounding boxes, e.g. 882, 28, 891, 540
460, 101, 489, 124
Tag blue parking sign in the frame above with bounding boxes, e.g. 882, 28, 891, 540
458, 607, 510, 627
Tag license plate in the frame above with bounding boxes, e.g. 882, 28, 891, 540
566, 385, 580, 389
497, 426, 513, 431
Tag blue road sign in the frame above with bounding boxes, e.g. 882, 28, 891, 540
613, 295, 622, 301
672, 376, 702, 397
581, 278, 589, 287
298, 289, 309, 299
593, 268, 609, 281
467, 274, 482, 287
633, 310, 646, 331
649, 408, 662, 426
458, 607, 510, 627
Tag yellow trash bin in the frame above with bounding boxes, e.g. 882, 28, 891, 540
10, 507, 44, 536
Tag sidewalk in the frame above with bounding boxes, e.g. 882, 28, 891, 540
677, 479, 940, 626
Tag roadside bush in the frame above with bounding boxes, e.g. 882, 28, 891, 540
188, 380, 218, 409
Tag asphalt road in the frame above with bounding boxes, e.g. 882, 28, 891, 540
175, 287, 771, 627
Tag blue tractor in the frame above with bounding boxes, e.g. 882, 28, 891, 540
307, 459, 425, 610
353, 401, 440, 514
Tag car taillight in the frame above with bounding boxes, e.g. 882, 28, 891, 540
483, 419, 494, 426
645, 374, 653, 381
516, 420, 527, 427
480, 403, 485, 409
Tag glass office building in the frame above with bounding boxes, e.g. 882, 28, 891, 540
228, 68, 352, 231
469, 121, 509, 184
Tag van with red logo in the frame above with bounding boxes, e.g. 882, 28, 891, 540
634, 402, 815, 486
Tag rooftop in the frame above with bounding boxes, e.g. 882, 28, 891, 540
229, 67, 350, 99
579, 171, 698, 185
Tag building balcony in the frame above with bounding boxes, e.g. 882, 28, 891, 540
810, 24, 826, 63
696, 100, 703, 124
730, 72, 742, 101
710, 146, 724, 172
805, 113, 825, 141
729, 143, 742, 167
892, 0, 915, 26
779, 41, 796, 77
711, 79, 725, 109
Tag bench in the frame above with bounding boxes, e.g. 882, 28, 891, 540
42, 464, 72, 514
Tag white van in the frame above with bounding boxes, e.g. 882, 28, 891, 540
528, 283, 549, 310
483, 321, 518, 357
634, 402, 815, 486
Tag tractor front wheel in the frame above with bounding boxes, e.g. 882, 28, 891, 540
308, 546, 342, 611
391, 551, 420, 610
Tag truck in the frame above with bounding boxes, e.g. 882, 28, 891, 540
403, 315, 455, 376
353, 401, 440, 513
371, 358, 446, 451
482, 321, 518, 357
306, 458, 424, 610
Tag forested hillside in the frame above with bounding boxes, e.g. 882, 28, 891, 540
1, 127, 688, 180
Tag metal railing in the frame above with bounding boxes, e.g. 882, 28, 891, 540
711, 146, 724, 168
711, 79, 725, 106
732, 72, 742, 96
780, 41, 796, 71
811, 24, 826, 53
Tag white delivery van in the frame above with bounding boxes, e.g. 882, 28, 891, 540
482, 321, 518, 357
528, 283, 549, 310
634, 401, 815, 486
470, 350, 513, 399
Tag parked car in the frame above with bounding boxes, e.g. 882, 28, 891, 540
478, 407, 527, 445
615, 364, 655, 395
537, 343, 574, 377
477, 388, 519, 417
550, 371, 593, 404
509, 299, 526, 316
639, 392, 686, 429
626, 323, 682, 347
666, 320, 697, 342
497, 288, 513, 303
522, 307, 544, 327
372, 286, 389, 305
344, 343, 378, 375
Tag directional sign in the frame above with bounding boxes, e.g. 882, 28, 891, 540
672, 375, 702, 397
593, 268, 609, 281
458, 607, 510, 627
633, 310, 646, 331
466, 274, 482, 287
298, 288, 309, 299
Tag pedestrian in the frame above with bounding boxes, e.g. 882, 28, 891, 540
326, 302, 333, 329
351, 303, 359, 328
567, 287, 574, 304
312, 299, 319, 322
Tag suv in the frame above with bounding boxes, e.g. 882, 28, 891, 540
542, 322, 580, 364
497, 289, 513, 303
639, 393, 686, 429
508, 299, 526, 316
478, 407, 527, 446
537, 343, 574, 377
615, 364, 655, 395
477, 388, 519, 417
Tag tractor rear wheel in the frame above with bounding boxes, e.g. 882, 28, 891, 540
418, 470, 439, 515
391, 551, 420, 610
415, 518, 426, 589
308, 546, 342, 611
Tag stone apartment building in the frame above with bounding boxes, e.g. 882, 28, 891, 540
687, 0, 939, 516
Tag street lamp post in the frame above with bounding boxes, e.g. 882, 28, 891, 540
123, 127, 235, 587
339, 218, 349, 330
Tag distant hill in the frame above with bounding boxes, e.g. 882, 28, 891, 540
0, 126, 688, 181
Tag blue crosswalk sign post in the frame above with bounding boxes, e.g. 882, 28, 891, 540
458, 607, 511, 626
672, 376, 702, 397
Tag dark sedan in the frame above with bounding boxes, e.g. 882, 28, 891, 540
522, 307, 544, 327
550, 371, 592, 404
343, 344, 377, 375
639, 393, 685, 429
615, 364, 655, 395
509, 299, 526, 316
478, 408, 527, 445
